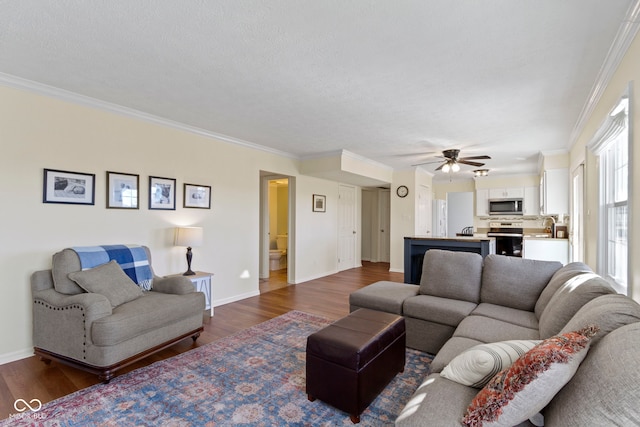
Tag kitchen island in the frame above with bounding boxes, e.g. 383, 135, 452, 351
404, 236, 496, 284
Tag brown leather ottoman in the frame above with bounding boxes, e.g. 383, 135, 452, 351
306, 308, 406, 423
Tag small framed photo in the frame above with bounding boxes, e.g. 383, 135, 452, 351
107, 171, 139, 209
184, 183, 211, 209
149, 176, 176, 210
43, 168, 95, 205
312, 194, 326, 212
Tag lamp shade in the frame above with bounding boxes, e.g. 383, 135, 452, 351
175, 227, 203, 247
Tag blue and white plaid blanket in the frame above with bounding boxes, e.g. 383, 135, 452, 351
72, 244, 153, 290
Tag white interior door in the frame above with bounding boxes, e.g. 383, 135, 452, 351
571, 164, 585, 262
379, 189, 390, 262
416, 185, 432, 235
338, 184, 357, 271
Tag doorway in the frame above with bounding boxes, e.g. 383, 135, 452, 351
259, 173, 294, 292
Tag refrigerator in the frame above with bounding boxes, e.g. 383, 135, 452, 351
446, 191, 474, 237
432, 199, 447, 237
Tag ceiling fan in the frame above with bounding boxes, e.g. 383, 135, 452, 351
413, 149, 491, 173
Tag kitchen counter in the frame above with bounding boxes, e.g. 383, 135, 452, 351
523, 236, 568, 241
404, 236, 496, 284
409, 236, 494, 242
523, 237, 569, 264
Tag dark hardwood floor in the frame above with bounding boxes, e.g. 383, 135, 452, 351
0, 262, 401, 420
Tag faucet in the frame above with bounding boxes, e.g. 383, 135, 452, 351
544, 216, 556, 236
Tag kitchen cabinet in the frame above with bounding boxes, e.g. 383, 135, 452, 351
523, 186, 540, 215
540, 169, 569, 215
523, 238, 569, 264
488, 187, 524, 199
476, 189, 489, 216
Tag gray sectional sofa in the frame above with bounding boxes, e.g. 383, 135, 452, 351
349, 249, 640, 426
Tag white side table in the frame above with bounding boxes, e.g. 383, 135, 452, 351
168, 271, 214, 316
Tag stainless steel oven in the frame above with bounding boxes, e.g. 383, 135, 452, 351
487, 221, 524, 257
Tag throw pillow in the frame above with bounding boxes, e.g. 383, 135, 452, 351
440, 340, 540, 388
461, 325, 599, 427
68, 260, 144, 308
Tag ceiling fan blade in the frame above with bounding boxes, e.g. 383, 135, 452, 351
459, 155, 491, 160
458, 160, 485, 167
434, 163, 445, 171
411, 160, 445, 167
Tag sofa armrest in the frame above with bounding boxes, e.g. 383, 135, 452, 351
154, 276, 195, 295
32, 289, 113, 360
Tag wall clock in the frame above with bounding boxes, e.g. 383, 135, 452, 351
396, 185, 409, 198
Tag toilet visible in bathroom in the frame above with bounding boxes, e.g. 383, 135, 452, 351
269, 234, 288, 270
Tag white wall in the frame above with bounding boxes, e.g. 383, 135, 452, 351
0, 85, 344, 362
569, 29, 640, 302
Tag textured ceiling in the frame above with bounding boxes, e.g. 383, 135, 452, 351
0, 1, 637, 181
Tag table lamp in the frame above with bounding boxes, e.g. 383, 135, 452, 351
174, 226, 203, 276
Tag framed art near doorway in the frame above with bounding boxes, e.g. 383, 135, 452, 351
312, 194, 326, 212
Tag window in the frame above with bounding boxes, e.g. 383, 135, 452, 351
589, 95, 629, 294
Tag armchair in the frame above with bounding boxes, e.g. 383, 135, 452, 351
31, 246, 205, 382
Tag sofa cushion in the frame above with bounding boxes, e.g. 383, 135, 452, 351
403, 295, 477, 327
538, 273, 615, 339
395, 373, 480, 427
544, 323, 640, 426
470, 303, 539, 330
68, 260, 143, 308
91, 291, 204, 346
454, 315, 539, 343
430, 336, 484, 373
348, 281, 419, 315
419, 249, 483, 303
462, 326, 597, 427
441, 339, 540, 388
481, 255, 562, 311
559, 294, 640, 346
534, 262, 592, 319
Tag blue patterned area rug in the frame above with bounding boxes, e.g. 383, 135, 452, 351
2, 311, 432, 426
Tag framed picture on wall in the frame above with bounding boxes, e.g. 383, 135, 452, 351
149, 176, 176, 210
43, 168, 95, 205
184, 183, 211, 209
312, 194, 326, 212
107, 171, 139, 209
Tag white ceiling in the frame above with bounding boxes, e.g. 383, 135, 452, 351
1, 1, 638, 182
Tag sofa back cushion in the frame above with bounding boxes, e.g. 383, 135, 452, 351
538, 273, 616, 339
534, 262, 593, 319
52, 246, 155, 295
559, 294, 640, 346
480, 255, 562, 311
544, 323, 640, 426
419, 250, 483, 303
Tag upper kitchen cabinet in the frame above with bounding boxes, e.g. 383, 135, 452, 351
476, 189, 489, 216
523, 186, 540, 215
488, 187, 525, 199
540, 168, 569, 215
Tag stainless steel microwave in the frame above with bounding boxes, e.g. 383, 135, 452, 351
489, 198, 523, 215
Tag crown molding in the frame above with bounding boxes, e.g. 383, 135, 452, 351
0, 72, 298, 160
569, 0, 640, 148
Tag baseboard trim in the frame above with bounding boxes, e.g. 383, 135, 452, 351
389, 267, 404, 273
0, 348, 34, 365
213, 290, 260, 307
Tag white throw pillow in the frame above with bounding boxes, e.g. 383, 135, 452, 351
441, 340, 540, 388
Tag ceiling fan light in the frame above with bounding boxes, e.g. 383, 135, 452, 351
442, 163, 451, 173
451, 162, 460, 172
